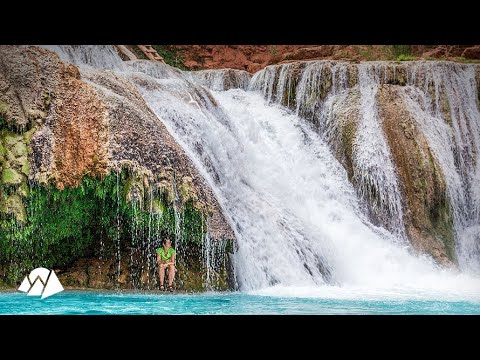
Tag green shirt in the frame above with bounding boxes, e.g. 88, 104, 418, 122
157, 247, 175, 262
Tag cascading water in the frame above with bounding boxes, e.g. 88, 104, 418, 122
250, 61, 406, 236
355, 64, 406, 238
42, 46, 480, 298
400, 62, 480, 273
187, 69, 251, 91
42, 45, 127, 70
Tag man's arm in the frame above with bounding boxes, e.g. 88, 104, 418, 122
167, 252, 175, 266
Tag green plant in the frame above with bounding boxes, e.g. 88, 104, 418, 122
391, 45, 412, 58
359, 46, 376, 61
0, 168, 209, 285
397, 54, 417, 61
152, 45, 188, 70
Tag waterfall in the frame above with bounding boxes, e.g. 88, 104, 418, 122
355, 63, 406, 239
42, 45, 127, 70
400, 61, 480, 273
251, 61, 406, 236
251, 60, 480, 272
41, 46, 480, 295
187, 69, 251, 91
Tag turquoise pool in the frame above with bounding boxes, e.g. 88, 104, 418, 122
1, 290, 479, 314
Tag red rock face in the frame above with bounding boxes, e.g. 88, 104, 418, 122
172, 45, 480, 73
174, 45, 306, 73
462, 45, 480, 59
52, 63, 109, 190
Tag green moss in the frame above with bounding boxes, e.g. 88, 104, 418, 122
123, 172, 144, 204
431, 199, 455, 261
0, 167, 228, 289
0, 142, 6, 158
23, 127, 36, 144
1, 168, 23, 186
17, 182, 29, 198
20, 158, 30, 177
3, 133, 21, 147
390, 45, 413, 59
396, 54, 416, 61
180, 176, 199, 205
1, 195, 26, 223
12, 142, 27, 157
151, 197, 165, 214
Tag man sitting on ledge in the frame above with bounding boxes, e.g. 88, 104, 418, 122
157, 236, 176, 292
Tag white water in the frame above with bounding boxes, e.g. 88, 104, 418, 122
251, 60, 480, 273
250, 61, 406, 235
41, 46, 480, 298
187, 69, 251, 91
355, 64, 406, 238
401, 62, 480, 273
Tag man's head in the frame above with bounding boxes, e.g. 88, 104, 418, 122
163, 237, 172, 247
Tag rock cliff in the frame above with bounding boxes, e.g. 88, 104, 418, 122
0, 46, 234, 290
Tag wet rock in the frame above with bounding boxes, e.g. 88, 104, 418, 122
0, 194, 26, 223
0, 45, 234, 242
377, 85, 455, 263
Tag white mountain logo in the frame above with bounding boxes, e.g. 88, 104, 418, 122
18, 267, 64, 299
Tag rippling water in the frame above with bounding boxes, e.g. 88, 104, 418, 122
1, 289, 479, 314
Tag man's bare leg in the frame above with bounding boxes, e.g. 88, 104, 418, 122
168, 264, 175, 288
159, 264, 166, 288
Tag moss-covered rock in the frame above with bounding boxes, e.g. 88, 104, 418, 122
180, 176, 199, 205
0, 46, 235, 291
1, 168, 23, 186
3, 133, 21, 147
151, 197, 166, 214
19, 158, 30, 177
26, 109, 47, 123
0, 194, 26, 223
0, 167, 233, 290
17, 182, 29, 198
0, 142, 6, 158
22, 127, 36, 144
12, 142, 27, 157
377, 85, 455, 265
